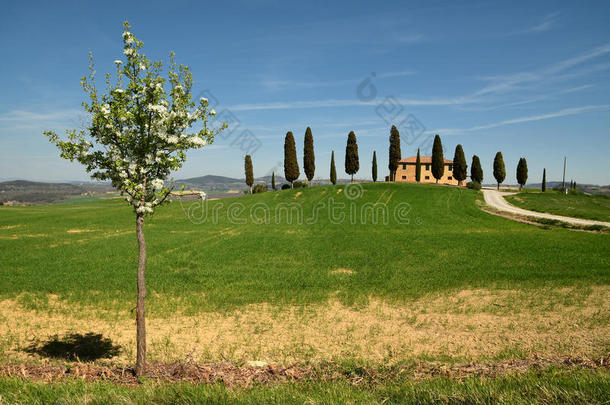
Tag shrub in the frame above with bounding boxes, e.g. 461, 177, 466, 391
466, 181, 481, 190
293, 181, 308, 188
252, 184, 267, 194
281, 184, 291, 190
568, 188, 579, 195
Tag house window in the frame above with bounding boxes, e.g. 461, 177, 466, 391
425, 176, 430, 180
402, 175, 406, 180
425, 164, 430, 171
448, 176, 453, 180
402, 163, 406, 170
448, 164, 453, 171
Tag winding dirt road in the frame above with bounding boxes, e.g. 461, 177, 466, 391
481, 188, 610, 228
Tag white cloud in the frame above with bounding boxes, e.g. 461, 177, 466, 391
474, 43, 610, 97
428, 104, 610, 135
0, 108, 84, 130
521, 11, 561, 34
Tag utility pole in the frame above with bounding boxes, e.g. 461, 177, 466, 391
562, 156, 567, 194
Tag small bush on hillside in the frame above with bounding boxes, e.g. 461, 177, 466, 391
568, 188, 579, 195
466, 181, 481, 190
252, 184, 267, 194
293, 181, 308, 188
281, 184, 291, 190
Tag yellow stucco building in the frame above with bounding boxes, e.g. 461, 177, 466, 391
394, 156, 462, 186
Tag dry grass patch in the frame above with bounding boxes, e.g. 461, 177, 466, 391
1, 287, 608, 366
66, 229, 96, 234
331, 268, 355, 275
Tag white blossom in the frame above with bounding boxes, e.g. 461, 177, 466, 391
139, 63, 146, 70
149, 104, 167, 114
124, 48, 135, 56
114, 60, 123, 65
136, 206, 153, 214
210, 109, 216, 116
114, 88, 124, 94
151, 179, 164, 190
167, 135, 179, 144
200, 97, 208, 103
101, 104, 110, 115
190, 137, 206, 146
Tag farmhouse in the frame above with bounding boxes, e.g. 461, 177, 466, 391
395, 156, 461, 186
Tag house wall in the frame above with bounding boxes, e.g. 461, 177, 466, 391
394, 163, 460, 185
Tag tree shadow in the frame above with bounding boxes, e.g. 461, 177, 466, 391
25, 332, 121, 361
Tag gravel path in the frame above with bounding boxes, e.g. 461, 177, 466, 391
481, 188, 610, 228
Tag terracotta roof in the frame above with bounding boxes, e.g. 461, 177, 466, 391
399, 156, 453, 164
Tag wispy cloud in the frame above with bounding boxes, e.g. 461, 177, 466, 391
229, 94, 478, 112
261, 70, 417, 91
429, 104, 610, 135
377, 70, 417, 79
474, 43, 610, 97
247, 44, 609, 112
396, 34, 424, 44
0, 109, 83, 130
521, 11, 561, 34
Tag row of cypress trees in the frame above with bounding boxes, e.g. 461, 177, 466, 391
247, 125, 532, 191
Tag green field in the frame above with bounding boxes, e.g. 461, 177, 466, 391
1, 183, 608, 312
1, 183, 609, 401
1, 368, 609, 404
505, 191, 610, 222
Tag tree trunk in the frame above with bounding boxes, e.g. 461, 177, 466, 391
249, 186, 252, 194
497, 183, 500, 190
135, 214, 147, 376
351, 174, 353, 183
290, 181, 293, 189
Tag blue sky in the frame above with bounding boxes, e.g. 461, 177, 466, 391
1, 0, 609, 184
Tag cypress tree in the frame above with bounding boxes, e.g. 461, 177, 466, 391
493, 152, 506, 190
345, 131, 359, 182
541, 168, 546, 192
471, 155, 483, 184
330, 150, 337, 185
244, 155, 254, 194
272, 172, 276, 191
388, 125, 401, 181
452, 144, 467, 186
415, 148, 422, 183
431, 134, 444, 184
283, 131, 299, 188
573, 181, 577, 190
372, 150, 378, 182
516, 157, 528, 190
303, 127, 315, 186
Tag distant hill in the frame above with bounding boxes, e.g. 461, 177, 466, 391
176, 174, 287, 191
175, 174, 357, 190
0, 180, 84, 204
0, 180, 114, 205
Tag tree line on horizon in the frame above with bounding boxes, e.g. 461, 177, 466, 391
243, 126, 546, 192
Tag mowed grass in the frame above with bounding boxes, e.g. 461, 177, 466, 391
0, 183, 609, 314
505, 191, 610, 222
0, 368, 609, 404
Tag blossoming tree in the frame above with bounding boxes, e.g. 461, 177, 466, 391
44, 22, 225, 376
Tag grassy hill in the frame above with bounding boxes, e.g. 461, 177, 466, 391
1, 182, 609, 401
1, 183, 608, 312
505, 191, 610, 222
